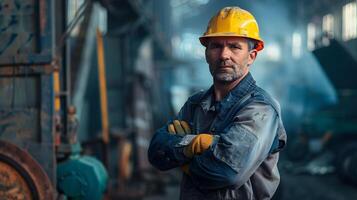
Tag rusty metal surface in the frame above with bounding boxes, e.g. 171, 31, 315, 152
0, 0, 53, 65
0, 140, 55, 199
0, 161, 33, 200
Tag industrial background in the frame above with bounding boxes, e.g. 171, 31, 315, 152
0, 0, 356, 199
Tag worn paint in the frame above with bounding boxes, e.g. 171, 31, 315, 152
0, 65, 56, 183
0, 109, 39, 141
0, 0, 36, 55
0, 0, 53, 65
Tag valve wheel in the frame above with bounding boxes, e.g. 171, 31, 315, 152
0, 140, 55, 200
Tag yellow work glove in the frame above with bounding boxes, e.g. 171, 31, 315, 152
183, 134, 213, 158
168, 120, 191, 136
167, 120, 193, 174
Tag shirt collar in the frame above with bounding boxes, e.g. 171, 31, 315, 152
199, 72, 257, 115
200, 86, 215, 113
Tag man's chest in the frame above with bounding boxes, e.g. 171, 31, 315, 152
192, 108, 217, 134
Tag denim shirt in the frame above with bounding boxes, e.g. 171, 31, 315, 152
148, 73, 287, 200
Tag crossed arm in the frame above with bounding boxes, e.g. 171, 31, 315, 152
148, 102, 279, 189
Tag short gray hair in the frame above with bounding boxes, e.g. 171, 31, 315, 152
247, 39, 258, 51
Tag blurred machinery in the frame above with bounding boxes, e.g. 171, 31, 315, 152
287, 45, 357, 180
309, 38, 357, 184
284, 0, 357, 186
0, 0, 175, 199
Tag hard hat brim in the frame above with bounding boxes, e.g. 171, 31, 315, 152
199, 34, 264, 51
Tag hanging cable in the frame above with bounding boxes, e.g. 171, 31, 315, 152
55, 0, 90, 56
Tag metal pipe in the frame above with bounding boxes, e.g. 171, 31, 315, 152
96, 28, 110, 144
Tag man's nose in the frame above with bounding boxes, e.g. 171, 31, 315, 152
220, 46, 230, 60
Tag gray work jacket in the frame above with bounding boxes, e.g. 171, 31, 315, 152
148, 73, 287, 200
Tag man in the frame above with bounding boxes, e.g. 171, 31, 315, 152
148, 6, 287, 200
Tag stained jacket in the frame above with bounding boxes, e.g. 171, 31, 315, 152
148, 73, 287, 200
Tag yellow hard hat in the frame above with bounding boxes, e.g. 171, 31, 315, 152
200, 7, 264, 51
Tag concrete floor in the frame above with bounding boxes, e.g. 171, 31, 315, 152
279, 172, 357, 200
144, 186, 180, 200
143, 169, 357, 200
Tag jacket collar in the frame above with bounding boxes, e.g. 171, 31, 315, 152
200, 72, 257, 117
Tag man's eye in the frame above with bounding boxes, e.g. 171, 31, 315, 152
209, 44, 220, 49
230, 45, 241, 49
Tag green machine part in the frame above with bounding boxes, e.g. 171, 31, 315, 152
57, 156, 108, 200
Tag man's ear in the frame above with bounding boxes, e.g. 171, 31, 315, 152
248, 49, 258, 66
205, 48, 209, 63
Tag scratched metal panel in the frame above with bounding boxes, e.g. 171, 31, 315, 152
0, 0, 53, 65
0, 76, 40, 141
0, 76, 40, 108
0, 71, 56, 183
0, 109, 40, 141
38, 73, 56, 183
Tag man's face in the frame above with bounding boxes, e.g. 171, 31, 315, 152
205, 37, 257, 84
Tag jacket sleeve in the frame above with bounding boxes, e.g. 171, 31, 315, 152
147, 125, 190, 170
147, 101, 192, 171
188, 102, 279, 190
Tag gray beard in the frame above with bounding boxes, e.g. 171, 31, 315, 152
213, 66, 244, 83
